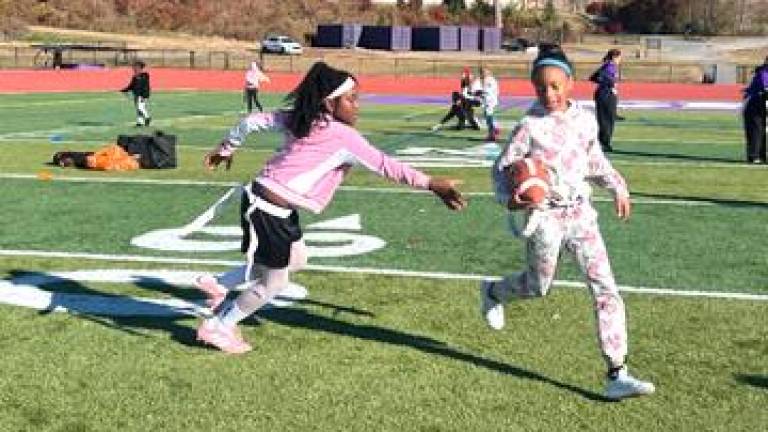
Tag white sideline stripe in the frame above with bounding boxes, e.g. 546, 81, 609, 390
0, 173, 753, 207
0, 248, 765, 302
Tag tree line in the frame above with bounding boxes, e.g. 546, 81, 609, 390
1, 0, 765, 43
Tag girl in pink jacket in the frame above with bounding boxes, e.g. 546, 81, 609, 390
196, 62, 466, 354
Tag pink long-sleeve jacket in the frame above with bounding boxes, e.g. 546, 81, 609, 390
220, 111, 431, 213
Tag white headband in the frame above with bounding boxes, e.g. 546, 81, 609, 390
325, 77, 356, 100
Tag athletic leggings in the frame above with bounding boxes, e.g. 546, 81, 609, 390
244, 88, 263, 113
493, 203, 628, 369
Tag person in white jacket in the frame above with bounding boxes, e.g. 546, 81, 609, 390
244, 61, 270, 113
480, 68, 500, 141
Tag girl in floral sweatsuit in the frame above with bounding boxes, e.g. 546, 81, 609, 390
482, 45, 655, 401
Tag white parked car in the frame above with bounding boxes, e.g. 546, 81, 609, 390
261, 35, 303, 55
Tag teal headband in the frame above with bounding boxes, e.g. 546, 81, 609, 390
531, 58, 573, 77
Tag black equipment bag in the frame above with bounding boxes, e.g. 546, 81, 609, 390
117, 131, 177, 169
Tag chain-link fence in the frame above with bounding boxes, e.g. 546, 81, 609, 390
0, 45, 753, 84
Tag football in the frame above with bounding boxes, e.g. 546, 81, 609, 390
509, 158, 550, 204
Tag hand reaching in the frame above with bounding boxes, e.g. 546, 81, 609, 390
614, 195, 631, 221
204, 142, 233, 171
428, 177, 467, 211
506, 192, 536, 211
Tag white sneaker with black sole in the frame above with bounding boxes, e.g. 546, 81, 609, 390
480, 280, 505, 330
605, 367, 655, 401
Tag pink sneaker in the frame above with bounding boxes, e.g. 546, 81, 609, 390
196, 318, 252, 354
194, 274, 228, 311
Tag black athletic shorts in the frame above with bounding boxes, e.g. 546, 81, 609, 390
240, 183, 302, 268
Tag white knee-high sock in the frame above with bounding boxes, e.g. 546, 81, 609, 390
217, 301, 250, 328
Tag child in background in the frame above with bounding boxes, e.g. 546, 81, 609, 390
460, 68, 481, 130
244, 61, 270, 113
482, 46, 655, 401
195, 61, 467, 354
480, 68, 500, 142
120, 60, 151, 127
431, 91, 468, 131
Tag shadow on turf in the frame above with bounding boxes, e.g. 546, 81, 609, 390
608, 149, 741, 164
5, 270, 200, 343
632, 192, 768, 208
735, 374, 768, 390
251, 307, 610, 402
5, 270, 607, 400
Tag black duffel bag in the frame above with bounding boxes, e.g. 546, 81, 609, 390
117, 131, 177, 169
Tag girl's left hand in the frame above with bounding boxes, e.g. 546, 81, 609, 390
614, 195, 631, 221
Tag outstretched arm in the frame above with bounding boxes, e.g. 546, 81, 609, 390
586, 139, 631, 220
428, 178, 467, 211
204, 111, 282, 171
342, 129, 466, 211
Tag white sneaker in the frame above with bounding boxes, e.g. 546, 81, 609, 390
480, 280, 505, 330
605, 367, 655, 400
431, 124, 442, 132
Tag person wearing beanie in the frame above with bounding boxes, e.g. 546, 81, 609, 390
194, 61, 467, 354
483, 45, 655, 401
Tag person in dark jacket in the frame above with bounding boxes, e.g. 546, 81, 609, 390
460, 67, 481, 130
121, 60, 151, 127
590, 49, 622, 152
431, 91, 469, 131
743, 56, 768, 164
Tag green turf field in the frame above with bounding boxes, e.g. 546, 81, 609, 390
0, 91, 766, 431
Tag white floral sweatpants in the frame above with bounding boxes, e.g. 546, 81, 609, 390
494, 202, 628, 368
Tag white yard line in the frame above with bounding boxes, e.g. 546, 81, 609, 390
0, 111, 241, 142
0, 172, 757, 207
0, 248, 765, 302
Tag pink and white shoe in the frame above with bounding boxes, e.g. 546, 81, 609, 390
194, 274, 228, 311
196, 318, 252, 354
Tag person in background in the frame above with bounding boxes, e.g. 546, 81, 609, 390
120, 60, 151, 127
431, 91, 469, 131
480, 67, 500, 142
460, 67, 481, 130
742, 56, 768, 164
590, 49, 622, 152
244, 61, 270, 113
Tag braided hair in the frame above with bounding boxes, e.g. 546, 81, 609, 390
284, 61, 356, 138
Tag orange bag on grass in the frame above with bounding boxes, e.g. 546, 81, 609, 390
86, 144, 140, 171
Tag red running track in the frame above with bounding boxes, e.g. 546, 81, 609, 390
0, 67, 743, 101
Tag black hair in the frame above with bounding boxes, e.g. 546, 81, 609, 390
603, 49, 622, 63
531, 44, 573, 78
133, 60, 146, 69
284, 61, 356, 138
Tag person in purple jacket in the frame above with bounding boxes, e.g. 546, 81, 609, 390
195, 61, 467, 354
590, 49, 622, 152
743, 56, 768, 164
